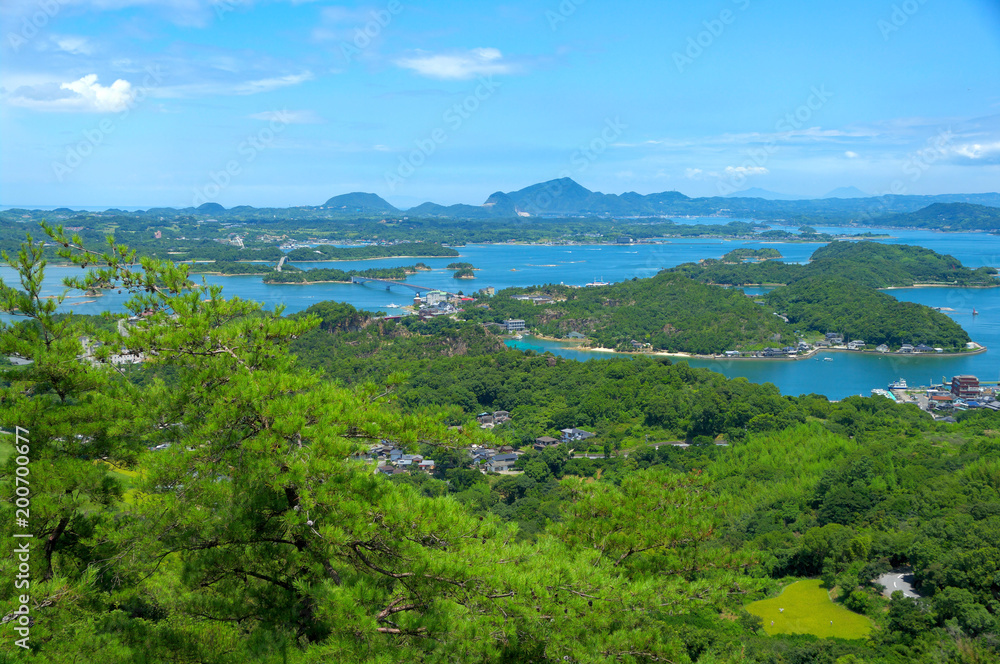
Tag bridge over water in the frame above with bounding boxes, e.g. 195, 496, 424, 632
350, 276, 457, 297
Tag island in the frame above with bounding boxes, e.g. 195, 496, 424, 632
285, 242, 459, 262
461, 243, 989, 355
263, 265, 424, 284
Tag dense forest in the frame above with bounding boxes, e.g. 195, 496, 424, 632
3, 228, 1000, 663
460, 246, 978, 352
671, 241, 999, 289
284, 241, 460, 261
767, 277, 971, 349
873, 202, 1000, 231
460, 273, 795, 354
263, 265, 425, 284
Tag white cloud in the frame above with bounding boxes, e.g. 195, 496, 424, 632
845, 150, 859, 158
395, 48, 513, 80
5, 74, 134, 112
233, 72, 314, 95
724, 166, 768, 176
953, 141, 1000, 159
684, 168, 704, 179
53, 35, 95, 55
62, 74, 133, 111
248, 109, 324, 124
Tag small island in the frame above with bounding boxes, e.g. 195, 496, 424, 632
264, 265, 423, 284
448, 263, 478, 279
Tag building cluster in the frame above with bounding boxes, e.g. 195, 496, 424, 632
734, 342, 812, 358
925, 375, 1000, 419
370, 444, 437, 476
412, 290, 472, 317
369, 422, 599, 477
726, 334, 951, 358
476, 410, 511, 429
470, 445, 521, 473
816, 333, 943, 353
510, 294, 555, 305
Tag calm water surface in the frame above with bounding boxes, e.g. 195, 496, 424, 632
3, 222, 999, 399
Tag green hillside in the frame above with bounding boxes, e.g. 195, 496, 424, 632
766, 276, 971, 349
873, 202, 1000, 231
672, 241, 998, 289
462, 272, 794, 354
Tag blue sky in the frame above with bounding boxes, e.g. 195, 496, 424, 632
1, 0, 998, 209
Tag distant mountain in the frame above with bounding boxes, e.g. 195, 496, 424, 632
823, 186, 868, 199
322, 192, 398, 213
8, 180, 1000, 227
875, 202, 1000, 231
724, 188, 807, 201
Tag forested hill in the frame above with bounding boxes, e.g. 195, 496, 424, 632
285, 242, 459, 261
766, 277, 971, 349
806, 241, 999, 288
461, 272, 794, 354
9, 208, 1000, 663
671, 241, 999, 289
872, 202, 1000, 231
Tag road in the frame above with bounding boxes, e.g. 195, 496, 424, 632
877, 569, 920, 598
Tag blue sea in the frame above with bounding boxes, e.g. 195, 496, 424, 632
3, 219, 998, 399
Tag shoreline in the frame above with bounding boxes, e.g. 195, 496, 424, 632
515, 335, 987, 361
282, 255, 456, 263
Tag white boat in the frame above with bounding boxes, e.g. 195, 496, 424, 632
585, 277, 610, 287
823, 357, 833, 362
888, 378, 908, 389
385, 303, 401, 309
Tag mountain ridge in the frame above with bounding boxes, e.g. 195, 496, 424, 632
7, 178, 1000, 226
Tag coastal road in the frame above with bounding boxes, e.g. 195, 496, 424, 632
877, 569, 921, 598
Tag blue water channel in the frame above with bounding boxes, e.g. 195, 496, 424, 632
3, 219, 999, 399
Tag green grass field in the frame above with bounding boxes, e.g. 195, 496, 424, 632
0, 438, 12, 464
746, 579, 873, 639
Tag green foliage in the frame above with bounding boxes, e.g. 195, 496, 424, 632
285, 242, 458, 261
263, 265, 421, 284
461, 272, 794, 353
767, 276, 971, 349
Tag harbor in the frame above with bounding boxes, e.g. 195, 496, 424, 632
870, 374, 1000, 421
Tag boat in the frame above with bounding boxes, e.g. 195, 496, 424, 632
385, 303, 401, 309
585, 277, 610, 287
823, 357, 833, 362
888, 378, 908, 390
973, 308, 978, 316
